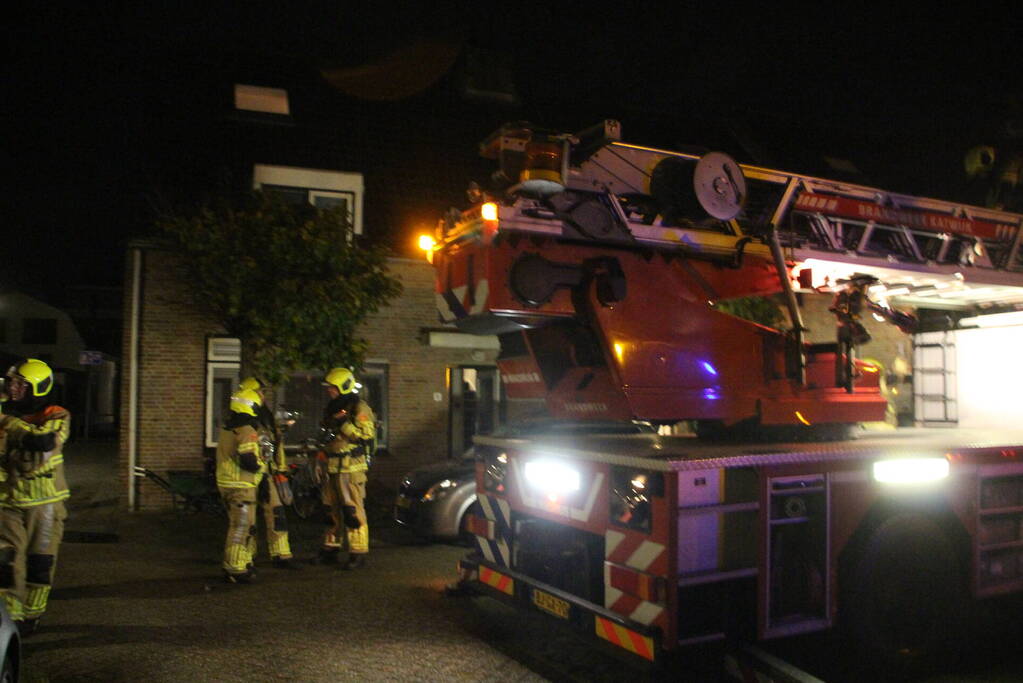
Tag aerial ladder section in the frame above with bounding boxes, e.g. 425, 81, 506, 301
430, 120, 1023, 432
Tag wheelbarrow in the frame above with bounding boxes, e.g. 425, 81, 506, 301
132, 466, 226, 516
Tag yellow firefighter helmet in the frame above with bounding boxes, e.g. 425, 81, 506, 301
323, 367, 357, 395
229, 388, 262, 416
8, 358, 53, 397
238, 377, 263, 393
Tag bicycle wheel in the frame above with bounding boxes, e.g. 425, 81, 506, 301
291, 469, 320, 519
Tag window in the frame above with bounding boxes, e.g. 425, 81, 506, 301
253, 164, 364, 235
205, 337, 240, 448
22, 318, 57, 344
360, 364, 389, 448
276, 363, 388, 450
234, 84, 290, 115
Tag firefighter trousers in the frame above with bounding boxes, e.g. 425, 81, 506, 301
258, 475, 292, 560
220, 479, 292, 574
321, 471, 368, 555
0, 501, 66, 621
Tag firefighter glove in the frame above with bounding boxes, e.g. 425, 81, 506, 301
239, 452, 261, 473
342, 505, 360, 529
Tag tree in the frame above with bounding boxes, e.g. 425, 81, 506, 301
156, 191, 403, 385
715, 295, 785, 329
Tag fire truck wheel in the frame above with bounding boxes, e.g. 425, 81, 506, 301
841, 513, 965, 674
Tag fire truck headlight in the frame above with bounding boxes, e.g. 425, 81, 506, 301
524, 459, 580, 495
873, 458, 950, 485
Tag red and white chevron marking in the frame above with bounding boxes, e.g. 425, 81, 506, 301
604, 529, 668, 628
604, 583, 667, 629
605, 529, 667, 574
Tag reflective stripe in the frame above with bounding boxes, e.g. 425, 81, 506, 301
594, 616, 655, 661
348, 523, 369, 554
24, 585, 50, 616
2, 593, 23, 620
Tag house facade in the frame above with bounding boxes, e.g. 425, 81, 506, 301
119, 238, 501, 510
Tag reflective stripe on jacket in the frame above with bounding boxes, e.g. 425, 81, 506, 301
216, 424, 266, 488
325, 400, 375, 474
0, 405, 71, 508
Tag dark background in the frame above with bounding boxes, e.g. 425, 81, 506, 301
6, 4, 1022, 303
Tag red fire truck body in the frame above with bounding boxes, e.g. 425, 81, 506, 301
431, 120, 1023, 665
460, 430, 1023, 662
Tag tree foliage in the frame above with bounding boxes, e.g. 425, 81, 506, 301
715, 295, 785, 329
156, 191, 403, 385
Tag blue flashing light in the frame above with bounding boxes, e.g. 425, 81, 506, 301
701, 361, 719, 376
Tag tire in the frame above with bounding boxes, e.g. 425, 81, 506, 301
1, 649, 15, 683
841, 513, 965, 675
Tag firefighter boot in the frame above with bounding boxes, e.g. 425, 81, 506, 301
223, 569, 254, 585
312, 548, 340, 565
272, 557, 302, 570
15, 618, 39, 636
343, 554, 366, 570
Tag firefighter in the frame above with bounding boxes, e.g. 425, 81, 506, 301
216, 388, 281, 582
317, 367, 375, 569
237, 377, 299, 570
0, 358, 70, 634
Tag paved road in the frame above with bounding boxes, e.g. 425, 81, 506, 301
19, 441, 1023, 682
25, 441, 685, 682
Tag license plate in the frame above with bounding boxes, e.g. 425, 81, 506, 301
531, 588, 570, 619
395, 496, 412, 509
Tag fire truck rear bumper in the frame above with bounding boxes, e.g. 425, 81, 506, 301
457, 555, 662, 663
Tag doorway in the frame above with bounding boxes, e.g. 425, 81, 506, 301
449, 366, 501, 458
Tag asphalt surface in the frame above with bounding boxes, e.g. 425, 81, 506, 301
20, 440, 1023, 682
23, 441, 696, 683
19, 441, 546, 682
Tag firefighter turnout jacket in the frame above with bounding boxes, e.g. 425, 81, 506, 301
0, 406, 71, 507
216, 414, 268, 489
323, 398, 375, 474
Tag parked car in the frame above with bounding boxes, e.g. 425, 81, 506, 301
0, 602, 21, 682
394, 419, 656, 542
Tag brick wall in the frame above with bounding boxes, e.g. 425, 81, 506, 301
120, 246, 225, 509
358, 257, 499, 488
119, 248, 496, 510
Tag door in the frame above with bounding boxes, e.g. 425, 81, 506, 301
449, 366, 501, 458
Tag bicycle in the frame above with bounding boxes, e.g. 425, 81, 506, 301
288, 439, 323, 519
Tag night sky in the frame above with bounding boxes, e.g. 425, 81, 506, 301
7, 4, 1021, 302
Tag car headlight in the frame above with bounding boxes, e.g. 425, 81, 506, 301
422, 478, 458, 502
484, 451, 508, 493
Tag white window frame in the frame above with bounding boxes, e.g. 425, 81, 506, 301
205, 336, 242, 448
253, 164, 364, 235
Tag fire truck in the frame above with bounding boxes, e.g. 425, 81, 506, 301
428, 120, 1023, 669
